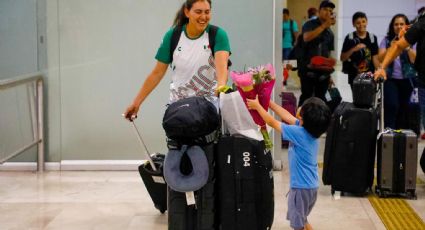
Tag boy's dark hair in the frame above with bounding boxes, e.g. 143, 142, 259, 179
300, 97, 331, 138
283, 8, 289, 15
352, 11, 367, 24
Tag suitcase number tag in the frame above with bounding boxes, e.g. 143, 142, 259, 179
242, 152, 251, 167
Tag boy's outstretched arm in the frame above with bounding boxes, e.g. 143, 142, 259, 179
246, 97, 282, 133
269, 101, 297, 125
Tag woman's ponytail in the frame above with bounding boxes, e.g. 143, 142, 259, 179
173, 2, 189, 27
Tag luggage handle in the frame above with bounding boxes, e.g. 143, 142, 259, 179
377, 81, 384, 133
131, 121, 158, 172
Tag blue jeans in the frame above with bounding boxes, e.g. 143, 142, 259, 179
282, 48, 292, 61
383, 78, 412, 129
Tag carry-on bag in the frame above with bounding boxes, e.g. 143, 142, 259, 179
352, 72, 377, 108
376, 129, 417, 199
280, 92, 297, 148
132, 122, 167, 213
322, 101, 378, 195
375, 80, 418, 199
216, 135, 274, 230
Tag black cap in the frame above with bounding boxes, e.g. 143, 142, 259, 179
319, 0, 335, 9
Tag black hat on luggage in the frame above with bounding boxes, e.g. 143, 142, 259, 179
164, 145, 209, 193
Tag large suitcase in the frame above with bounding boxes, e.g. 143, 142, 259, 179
280, 92, 297, 148
376, 129, 417, 199
323, 102, 377, 195
132, 122, 167, 213
216, 136, 274, 230
168, 142, 216, 230
352, 72, 377, 108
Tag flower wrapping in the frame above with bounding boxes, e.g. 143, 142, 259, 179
230, 63, 275, 149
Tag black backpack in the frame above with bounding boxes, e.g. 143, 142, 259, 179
162, 97, 219, 145
170, 25, 231, 67
288, 33, 304, 60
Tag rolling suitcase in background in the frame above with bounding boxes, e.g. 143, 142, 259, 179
375, 81, 418, 199
280, 92, 297, 148
216, 135, 274, 230
322, 101, 378, 195
132, 122, 167, 213
376, 129, 418, 199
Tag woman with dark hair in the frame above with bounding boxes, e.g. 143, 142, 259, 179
124, 0, 231, 121
378, 14, 418, 131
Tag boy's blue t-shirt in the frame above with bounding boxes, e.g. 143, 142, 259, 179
281, 120, 319, 189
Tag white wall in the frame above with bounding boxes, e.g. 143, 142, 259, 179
5, 0, 422, 162
0, 0, 38, 162
0, 0, 38, 79
41, 0, 279, 161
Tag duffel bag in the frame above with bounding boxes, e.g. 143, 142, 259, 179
163, 97, 219, 145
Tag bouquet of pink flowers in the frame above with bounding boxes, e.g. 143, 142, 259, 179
230, 63, 276, 149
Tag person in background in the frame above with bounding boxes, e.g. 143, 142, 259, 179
307, 7, 318, 20
378, 14, 417, 131
374, 10, 425, 138
282, 8, 299, 85
297, 0, 335, 106
124, 0, 230, 121
340, 11, 379, 91
247, 96, 330, 230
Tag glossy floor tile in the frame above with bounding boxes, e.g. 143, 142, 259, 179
1, 145, 424, 230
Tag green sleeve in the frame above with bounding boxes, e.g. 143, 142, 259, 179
214, 27, 231, 53
155, 28, 174, 64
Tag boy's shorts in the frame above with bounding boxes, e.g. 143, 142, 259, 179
286, 188, 318, 230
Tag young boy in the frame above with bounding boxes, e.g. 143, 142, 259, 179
247, 96, 331, 230
340, 11, 379, 91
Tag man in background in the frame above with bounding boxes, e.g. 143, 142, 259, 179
282, 8, 299, 85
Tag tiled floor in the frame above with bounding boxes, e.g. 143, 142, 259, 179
1, 151, 424, 230
1, 71, 424, 229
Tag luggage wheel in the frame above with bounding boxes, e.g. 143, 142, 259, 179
406, 190, 417, 200
379, 191, 388, 198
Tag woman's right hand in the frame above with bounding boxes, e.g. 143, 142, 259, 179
123, 104, 140, 121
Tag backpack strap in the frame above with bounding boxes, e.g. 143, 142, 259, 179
208, 25, 232, 68
290, 19, 294, 33
369, 32, 376, 44
170, 24, 231, 67
208, 25, 218, 57
348, 32, 354, 40
170, 25, 183, 64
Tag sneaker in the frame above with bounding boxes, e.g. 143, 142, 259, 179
421, 133, 425, 140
